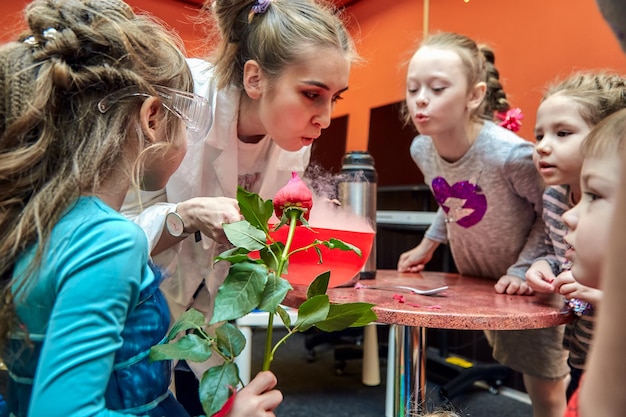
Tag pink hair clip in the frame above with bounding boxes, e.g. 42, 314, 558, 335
248, 0, 272, 23
496, 107, 524, 132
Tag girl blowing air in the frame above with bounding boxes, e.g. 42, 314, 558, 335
398, 32, 569, 417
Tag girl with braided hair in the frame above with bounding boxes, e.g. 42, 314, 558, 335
397, 32, 569, 417
0, 0, 281, 416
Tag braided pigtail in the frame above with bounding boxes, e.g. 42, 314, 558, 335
543, 71, 626, 126
479, 45, 510, 120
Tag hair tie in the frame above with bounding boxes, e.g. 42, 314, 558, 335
248, 0, 272, 23
496, 107, 524, 132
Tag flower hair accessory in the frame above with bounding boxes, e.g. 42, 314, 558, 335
248, 0, 272, 23
496, 107, 524, 132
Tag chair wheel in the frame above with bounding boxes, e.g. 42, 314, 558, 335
334, 361, 346, 375
487, 379, 503, 395
487, 385, 499, 395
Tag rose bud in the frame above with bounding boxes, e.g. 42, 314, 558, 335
273, 172, 313, 223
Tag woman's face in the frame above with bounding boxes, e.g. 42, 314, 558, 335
253, 48, 351, 152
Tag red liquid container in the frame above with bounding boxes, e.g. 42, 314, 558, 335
267, 225, 375, 288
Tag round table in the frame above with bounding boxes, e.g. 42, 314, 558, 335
283, 270, 573, 417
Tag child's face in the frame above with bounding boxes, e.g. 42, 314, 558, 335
405, 46, 475, 137
534, 95, 591, 190
562, 152, 620, 288
254, 48, 350, 152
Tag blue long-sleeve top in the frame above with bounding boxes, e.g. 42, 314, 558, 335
4, 196, 172, 417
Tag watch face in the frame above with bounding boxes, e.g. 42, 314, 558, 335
166, 212, 185, 237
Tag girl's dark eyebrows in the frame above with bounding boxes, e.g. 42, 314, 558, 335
303, 80, 330, 90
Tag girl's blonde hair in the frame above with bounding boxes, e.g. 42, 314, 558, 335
204, 0, 359, 90
402, 32, 509, 127
542, 71, 626, 127
581, 107, 626, 158
0, 0, 193, 348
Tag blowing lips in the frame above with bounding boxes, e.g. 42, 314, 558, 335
414, 112, 429, 124
301, 135, 317, 146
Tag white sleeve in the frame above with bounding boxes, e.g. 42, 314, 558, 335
120, 188, 175, 251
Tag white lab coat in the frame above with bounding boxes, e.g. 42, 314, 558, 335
122, 58, 310, 376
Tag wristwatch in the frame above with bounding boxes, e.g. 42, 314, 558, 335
165, 209, 188, 238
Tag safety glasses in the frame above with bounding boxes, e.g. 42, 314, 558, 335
97, 85, 212, 142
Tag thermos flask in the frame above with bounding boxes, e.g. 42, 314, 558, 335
337, 151, 377, 280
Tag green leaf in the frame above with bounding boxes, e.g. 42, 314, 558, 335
276, 305, 293, 328
210, 262, 269, 324
314, 302, 377, 332
272, 213, 289, 231
294, 295, 330, 332
166, 308, 206, 340
223, 221, 267, 251
313, 246, 323, 264
258, 274, 292, 313
237, 186, 274, 234
149, 333, 212, 362
321, 238, 362, 256
259, 241, 284, 271
349, 308, 378, 327
306, 271, 330, 299
272, 206, 314, 231
215, 322, 246, 358
214, 246, 254, 265
199, 362, 240, 417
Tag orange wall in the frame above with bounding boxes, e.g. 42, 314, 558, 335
0, 0, 31, 40
2, 0, 625, 149
0, 0, 206, 55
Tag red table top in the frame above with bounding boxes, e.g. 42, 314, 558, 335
282, 270, 573, 330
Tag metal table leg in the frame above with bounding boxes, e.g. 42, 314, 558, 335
393, 324, 427, 416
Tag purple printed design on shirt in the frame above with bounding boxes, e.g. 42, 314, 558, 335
431, 176, 487, 228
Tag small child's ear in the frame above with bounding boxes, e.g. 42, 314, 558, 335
467, 81, 487, 112
139, 97, 163, 143
243, 59, 263, 99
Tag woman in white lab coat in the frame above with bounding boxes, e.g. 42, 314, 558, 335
122, 0, 358, 379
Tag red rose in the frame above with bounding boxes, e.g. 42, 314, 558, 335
273, 172, 313, 223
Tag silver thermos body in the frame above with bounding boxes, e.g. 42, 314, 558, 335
337, 151, 377, 279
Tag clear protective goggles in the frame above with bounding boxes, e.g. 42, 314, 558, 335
97, 85, 212, 142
